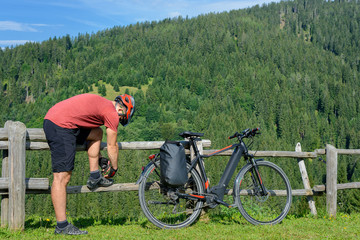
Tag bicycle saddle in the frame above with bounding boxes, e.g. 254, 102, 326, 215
179, 131, 204, 138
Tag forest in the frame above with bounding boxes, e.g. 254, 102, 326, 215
0, 0, 360, 218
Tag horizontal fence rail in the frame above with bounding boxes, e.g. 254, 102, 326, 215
1, 121, 360, 230
203, 149, 325, 158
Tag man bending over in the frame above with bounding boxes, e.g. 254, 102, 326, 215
43, 93, 135, 235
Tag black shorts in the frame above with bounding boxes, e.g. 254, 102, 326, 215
43, 119, 91, 173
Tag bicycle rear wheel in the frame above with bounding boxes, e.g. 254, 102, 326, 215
234, 161, 292, 225
138, 160, 204, 229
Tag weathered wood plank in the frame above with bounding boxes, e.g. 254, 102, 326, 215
66, 183, 139, 194
30, 185, 317, 197
315, 149, 326, 155
326, 144, 338, 217
1, 148, 9, 227
0, 141, 8, 150
337, 182, 360, 190
0, 183, 141, 195
227, 188, 312, 196
0, 128, 7, 141
202, 149, 320, 158
22, 182, 359, 196
1, 128, 46, 141
313, 185, 326, 192
296, 143, 317, 215
314, 182, 360, 192
0, 183, 337, 197
336, 149, 360, 155
0, 178, 49, 190
7, 121, 27, 231
25, 128, 46, 141
1, 139, 212, 151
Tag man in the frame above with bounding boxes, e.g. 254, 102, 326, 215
43, 93, 135, 235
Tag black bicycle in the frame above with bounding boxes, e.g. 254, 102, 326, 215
137, 128, 292, 229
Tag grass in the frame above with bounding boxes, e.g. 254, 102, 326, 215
88, 79, 153, 101
1, 212, 359, 239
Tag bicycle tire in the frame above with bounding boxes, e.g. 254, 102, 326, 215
138, 160, 204, 229
233, 160, 292, 225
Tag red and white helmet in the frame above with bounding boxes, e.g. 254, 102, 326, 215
115, 94, 135, 126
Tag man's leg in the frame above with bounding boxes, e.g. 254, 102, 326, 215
85, 127, 114, 190
51, 171, 72, 222
52, 171, 88, 235
86, 127, 103, 171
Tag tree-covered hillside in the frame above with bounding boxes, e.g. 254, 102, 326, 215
1, 0, 360, 217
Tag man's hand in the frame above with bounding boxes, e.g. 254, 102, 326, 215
104, 167, 118, 179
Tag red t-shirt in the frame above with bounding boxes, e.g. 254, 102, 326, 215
44, 94, 119, 131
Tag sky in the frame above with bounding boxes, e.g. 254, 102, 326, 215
0, 0, 280, 49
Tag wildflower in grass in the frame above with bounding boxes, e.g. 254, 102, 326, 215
46, 219, 50, 222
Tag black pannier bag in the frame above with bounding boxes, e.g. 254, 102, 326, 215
160, 140, 188, 187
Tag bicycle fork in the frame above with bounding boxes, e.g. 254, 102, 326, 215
248, 158, 268, 196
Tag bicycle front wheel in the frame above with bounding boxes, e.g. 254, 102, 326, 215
234, 161, 292, 225
138, 160, 204, 229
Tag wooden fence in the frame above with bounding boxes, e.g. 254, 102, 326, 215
1, 120, 360, 230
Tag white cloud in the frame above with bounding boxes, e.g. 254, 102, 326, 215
0, 21, 55, 32
0, 40, 34, 48
31, 24, 51, 27
0, 21, 38, 32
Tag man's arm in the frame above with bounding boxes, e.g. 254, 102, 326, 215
106, 128, 118, 170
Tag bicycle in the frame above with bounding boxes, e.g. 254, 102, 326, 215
136, 128, 292, 229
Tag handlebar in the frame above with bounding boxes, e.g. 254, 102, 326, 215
228, 128, 260, 140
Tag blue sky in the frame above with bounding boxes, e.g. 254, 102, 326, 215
0, 0, 279, 49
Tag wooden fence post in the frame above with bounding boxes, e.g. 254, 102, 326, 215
1, 121, 11, 227
326, 144, 337, 217
296, 143, 317, 215
1, 137, 9, 227
7, 121, 27, 231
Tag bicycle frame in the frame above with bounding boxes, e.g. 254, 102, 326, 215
187, 137, 250, 203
